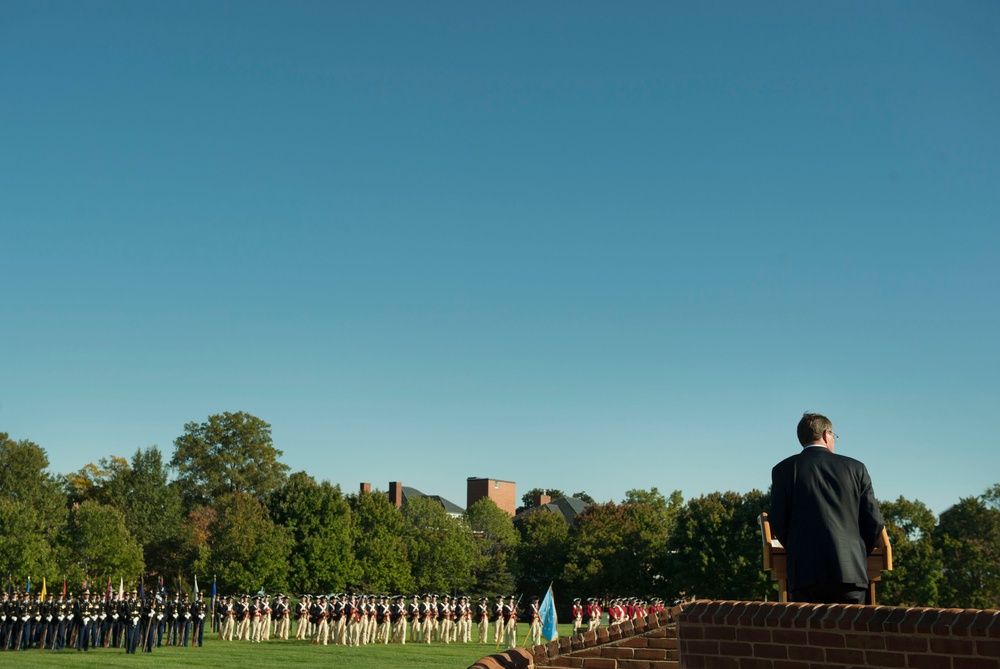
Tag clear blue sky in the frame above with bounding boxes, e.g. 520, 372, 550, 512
3, 1, 998, 517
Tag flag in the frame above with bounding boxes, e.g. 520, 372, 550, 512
62, 576, 66, 597
194, 574, 199, 598
26, 576, 31, 593
212, 575, 216, 600
106, 577, 112, 602
138, 578, 145, 601
539, 585, 558, 642
7, 575, 13, 596
119, 578, 124, 600
41, 578, 47, 599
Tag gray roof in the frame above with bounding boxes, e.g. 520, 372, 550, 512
400, 486, 465, 516
514, 496, 590, 527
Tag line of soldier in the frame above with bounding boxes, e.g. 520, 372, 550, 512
213, 592, 525, 648
1, 588, 208, 653
568, 596, 666, 636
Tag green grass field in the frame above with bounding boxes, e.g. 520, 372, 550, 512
0, 623, 580, 669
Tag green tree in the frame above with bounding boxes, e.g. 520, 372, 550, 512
878, 496, 942, 606
208, 492, 292, 594
514, 507, 570, 596
270, 472, 357, 594
666, 490, 772, 601
572, 491, 596, 504
562, 500, 664, 597
935, 489, 1000, 609
64, 500, 144, 584
402, 496, 476, 594
171, 412, 290, 508
465, 498, 519, 597
0, 434, 68, 583
350, 490, 414, 593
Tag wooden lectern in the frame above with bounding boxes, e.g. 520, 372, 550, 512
759, 512, 892, 604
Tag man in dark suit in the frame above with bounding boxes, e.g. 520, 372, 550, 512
770, 412, 884, 603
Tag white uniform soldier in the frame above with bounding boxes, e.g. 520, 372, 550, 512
528, 596, 542, 646
477, 597, 490, 643
503, 595, 518, 648
493, 595, 505, 644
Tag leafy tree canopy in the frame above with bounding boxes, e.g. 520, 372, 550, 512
171, 411, 289, 508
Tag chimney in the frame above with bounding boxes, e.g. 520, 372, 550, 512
534, 493, 551, 507
360, 482, 371, 495
389, 481, 403, 508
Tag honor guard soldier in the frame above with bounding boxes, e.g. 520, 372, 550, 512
528, 596, 542, 646
477, 597, 489, 643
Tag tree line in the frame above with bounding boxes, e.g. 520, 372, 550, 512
1, 411, 998, 609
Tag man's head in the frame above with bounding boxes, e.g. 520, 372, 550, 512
797, 412, 835, 450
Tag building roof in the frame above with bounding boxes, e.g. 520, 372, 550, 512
401, 486, 465, 516
514, 496, 590, 527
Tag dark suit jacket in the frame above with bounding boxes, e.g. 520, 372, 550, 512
770, 447, 884, 591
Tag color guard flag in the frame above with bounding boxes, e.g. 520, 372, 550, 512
539, 584, 558, 642
41, 578, 47, 599
194, 574, 199, 598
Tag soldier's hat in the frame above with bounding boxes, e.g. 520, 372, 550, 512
573, 597, 581, 602
531, 596, 539, 602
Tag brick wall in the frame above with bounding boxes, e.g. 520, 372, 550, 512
469, 607, 681, 669
677, 600, 1000, 669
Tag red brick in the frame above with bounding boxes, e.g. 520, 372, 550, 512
907, 654, 953, 669
703, 657, 739, 669
824, 647, 865, 664
885, 635, 929, 653
753, 603, 780, 627
705, 625, 737, 641
736, 627, 772, 643
621, 637, 650, 648
685, 653, 707, 669
711, 602, 737, 625
953, 610, 983, 636
617, 660, 651, 669
777, 604, 807, 628
930, 637, 976, 655
865, 650, 908, 667
736, 659, 774, 669
650, 637, 679, 649
787, 645, 825, 662
845, 631, 886, 649
899, 608, 931, 634
719, 641, 753, 656
574, 647, 602, 658
976, 639, 1000, 656
601, 646, 634, 659
883, 607, 911, 633
753, 643, 789, 659
853, 606, 879, 631
770, 629, 807, 646
808, 630, 845, 648
970, 612, 1000, 638
737, 602, 764, 627
868, 606, 894, 631
934, 609, 967, 635
634, 648, 669, 660
916, 609, 943, 635
580, 659, 617, 669
685, 639, 720, 655
953, 659, 1000, 669
833, 604, 863, 630
772, 662, 812, 669
681, 624, 705, 640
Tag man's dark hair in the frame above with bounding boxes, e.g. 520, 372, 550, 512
797, 412, 832, 446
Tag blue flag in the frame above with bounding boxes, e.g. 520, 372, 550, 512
539, 585, 558, 642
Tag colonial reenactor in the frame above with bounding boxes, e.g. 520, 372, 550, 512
220, 596, 235, 641
492, 595, 504, 645
438, 595, 452, 644
570, 597, 583, 634
234, 595, 250, 641
261, 594, 272, 642
408, 595, 420, 643
273, 595, 288, 640
391, 595, 406, 644
477, 597, 489, 643
294, 594, 309, 641
329, 593, 343, 645
528, 596, 542, 646
503, 595, 518, 648
588, 598, 601, 631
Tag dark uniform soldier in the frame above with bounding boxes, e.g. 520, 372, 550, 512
191, 594, 207, 646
